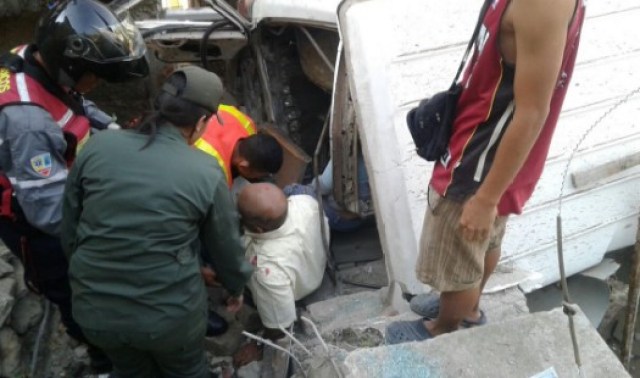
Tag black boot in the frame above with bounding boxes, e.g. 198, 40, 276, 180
206, 311, 229, 337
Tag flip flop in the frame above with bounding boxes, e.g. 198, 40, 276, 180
409, 292, 440, 319
385, 318, 435, 345
461, 310, 487, 328
409, 293, 487, 328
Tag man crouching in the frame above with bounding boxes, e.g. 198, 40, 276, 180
234, 183, 328, 366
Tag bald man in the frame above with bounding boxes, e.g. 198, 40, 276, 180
234, 183, 328, 366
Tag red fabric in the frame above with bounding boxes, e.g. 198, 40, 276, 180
0, 175, 14, 219
0, 46, 91, 167
430, 0, 585, 215
0, 46, 92, 217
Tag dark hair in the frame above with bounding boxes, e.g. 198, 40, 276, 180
237, 133, 283, 174
136, 71, 211, 148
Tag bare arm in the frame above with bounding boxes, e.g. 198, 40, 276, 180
460, 0, 575, 241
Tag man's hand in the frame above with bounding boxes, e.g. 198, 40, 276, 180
459, 195, 497, 242
226, 294, 244, 313
201, 266, 221, 287
233, 341, 262, 367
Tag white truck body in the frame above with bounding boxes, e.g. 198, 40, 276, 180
250, 0, 341, 28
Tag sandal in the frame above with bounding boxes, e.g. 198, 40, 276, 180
409, 293, 487, 328
385, 318, 435, 345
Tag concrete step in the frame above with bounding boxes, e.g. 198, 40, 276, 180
343, 308, 628, 378
306, 286, 530, 339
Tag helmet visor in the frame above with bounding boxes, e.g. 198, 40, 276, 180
67, 13, 147, 64
87, 56, 150, 82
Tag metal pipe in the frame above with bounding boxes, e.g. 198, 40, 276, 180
241, 331, 307, 378
29, 299, 51, 377
556, 216, 584, 376
298, 26, 335, 73
314, 111, 336, 284
208, 0, 252, 31
622, 220, 640, 368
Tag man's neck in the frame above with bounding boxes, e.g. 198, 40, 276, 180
231, 144, 242, 178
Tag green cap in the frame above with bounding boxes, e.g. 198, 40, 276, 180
161, 65, 223, 114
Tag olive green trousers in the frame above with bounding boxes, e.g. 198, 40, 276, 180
82, 315, 208, 378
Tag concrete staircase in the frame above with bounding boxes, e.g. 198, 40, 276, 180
300, 286, 628, 378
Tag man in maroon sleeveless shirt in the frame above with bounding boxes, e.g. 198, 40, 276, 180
387, 0, 585, 343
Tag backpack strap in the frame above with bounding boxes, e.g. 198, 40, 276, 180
451, 0, 493, 88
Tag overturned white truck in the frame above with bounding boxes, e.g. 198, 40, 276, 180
118, 0, 639, 295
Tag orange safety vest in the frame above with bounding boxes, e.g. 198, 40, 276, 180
195, 105, 256, 186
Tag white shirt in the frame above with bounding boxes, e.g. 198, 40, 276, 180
244, 195, 329, 329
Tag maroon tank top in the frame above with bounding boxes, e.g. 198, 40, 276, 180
430, 0, 585, 215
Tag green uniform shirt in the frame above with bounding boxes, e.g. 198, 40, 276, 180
61, 125, 253, 333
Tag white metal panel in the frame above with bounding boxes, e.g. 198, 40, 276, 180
251, 0, 341, 27
339, 0, 640, 293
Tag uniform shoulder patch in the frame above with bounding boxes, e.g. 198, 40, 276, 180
0, 68, 11, 94
30, 153, 52, 177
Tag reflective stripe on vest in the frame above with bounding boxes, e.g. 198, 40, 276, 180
195, 105, 257, 186
194, 137, 231, 185
0, 46, 91, 164
0, 45, 92, 218
219, 104, 257, 135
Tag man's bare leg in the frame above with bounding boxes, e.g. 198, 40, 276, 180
425, 287, 480, 336
428, 247, 501, 332
468, 247, 501, 321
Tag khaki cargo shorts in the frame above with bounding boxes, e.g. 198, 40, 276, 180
416, 188, 508, 292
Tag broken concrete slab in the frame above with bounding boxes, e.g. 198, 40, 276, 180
485, 265, 538, 293
307, 286, 529, 337
480, 286, 530, 324
338, 259, 388, 289
0, 258, 14, 279
0, 327, 22, 377
11, 293, 43, 334
0, 278, 16, 326
307, 289, 389, 334
344, 308, 628, 378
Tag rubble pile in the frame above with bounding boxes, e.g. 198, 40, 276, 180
0, 245, 45, 377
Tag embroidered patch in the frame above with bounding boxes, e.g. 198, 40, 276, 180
0, 69, 10, 94
30, 153, 52, 177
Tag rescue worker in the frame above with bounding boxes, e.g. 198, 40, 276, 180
194, 105, 283, 187
61, 65, 253, 378
194, 95, 283, 338
0, 0, 148, 372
